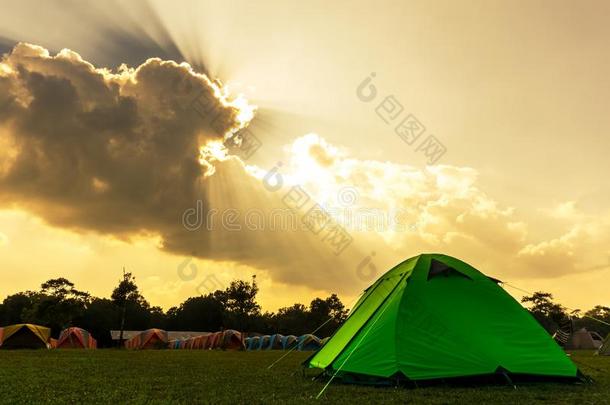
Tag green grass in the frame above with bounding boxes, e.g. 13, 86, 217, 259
0, 350, 607, 404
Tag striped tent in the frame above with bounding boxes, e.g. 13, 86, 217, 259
0, 324, 50, 349
57, 327, 97, 349
183, 337, 195, 349
297, 334, 321, 351
168, 339, 182, 349
282, 335, 298, 350
206, 331, 223, 349
219, 330, 245, 350
258, 335, 271, 350
190, 334, 212, 349
267, 334, 284, 350
247, 336, 261, 350
125, 328, 168, 349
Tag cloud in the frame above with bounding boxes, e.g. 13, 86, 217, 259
0, 42, 248, 242
1, 43, 608, 296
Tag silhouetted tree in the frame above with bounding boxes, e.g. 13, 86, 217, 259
275, 304, 309, 335
307, 294, 349, 337
80, 298, 120, 347
215, 279, 261, 331
112, 270, 149, 344
0, 292, 36, 324
574, 305, 610, 338
20, 278, 90, 335
522, 292, 569, 334
166, 295, 224, 331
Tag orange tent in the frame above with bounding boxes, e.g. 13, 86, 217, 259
191, 334, 211, 349
57, 327, 97, 349
125, 329, 168, 349
206, 332, 222, 349
219, 330, 245, 350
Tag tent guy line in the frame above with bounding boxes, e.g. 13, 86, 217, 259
502, 282, 610, 327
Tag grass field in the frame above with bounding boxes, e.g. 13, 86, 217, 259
0, 350, 607, 404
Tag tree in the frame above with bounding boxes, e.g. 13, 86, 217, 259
0, 292, 36, 324
275, 304, 309, 335
20, 279, 90, 335
307, 294, 348, 337
574, 305, 610, 338
165, 295, 224, 331
40, 278, 90, 302
214, 278, 261, 331
521, 292, 568, 334
80, 298, 120, 347
112, 269, 149, 345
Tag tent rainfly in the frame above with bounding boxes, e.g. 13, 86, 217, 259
219, 330, 245, 350
298, 334, 321, 351
57, 327, 97, 349
565, 328, 604, 350
267, 334, 285, 350
304, 253, 581, 384
125, 328, 169, 349
247, 336, 261, 350
0, 324, 51, 349
282, 335, 298, 350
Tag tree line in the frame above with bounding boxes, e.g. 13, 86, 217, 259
1, 274, 607, 348
0, 274, 347, 347
521, 291, 609, 338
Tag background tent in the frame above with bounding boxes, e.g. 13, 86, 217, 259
193, 334, 211, 349
57, 327, 97, 349
267, 334, 284, 350
565, 328, 604, 350
0, 324, 50, 349
206, 332, 222, 349
305, 254, 579, 384
247, 336, 261, 350
183, 337, 195, 349
597, 334, 610, 356
219, 330, 245, 350
258, 335, 271, 350
298, 334, 321, 351
282, 335, 298, 350
125, 328, 168, 349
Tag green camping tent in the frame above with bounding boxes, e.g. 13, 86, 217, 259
305, 254, 579, 384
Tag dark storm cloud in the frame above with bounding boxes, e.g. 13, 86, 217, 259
0, 43, 239, 237
0, 43, 372, 292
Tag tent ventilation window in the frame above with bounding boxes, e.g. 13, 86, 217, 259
427, 259, 472, 281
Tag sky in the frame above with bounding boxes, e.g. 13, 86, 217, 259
0, 0, 608, 312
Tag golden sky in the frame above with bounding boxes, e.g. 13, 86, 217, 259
0, 1, 608, 312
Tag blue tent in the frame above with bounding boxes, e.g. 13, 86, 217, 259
267, 334, 284, 350
297, 334, 321, 351
247, 336, 260, 351
258, 335, 271, 350
282, 335, 298, 350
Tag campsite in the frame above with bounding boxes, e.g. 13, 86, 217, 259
1, 1, 610, 403
1, 254, 609, 403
